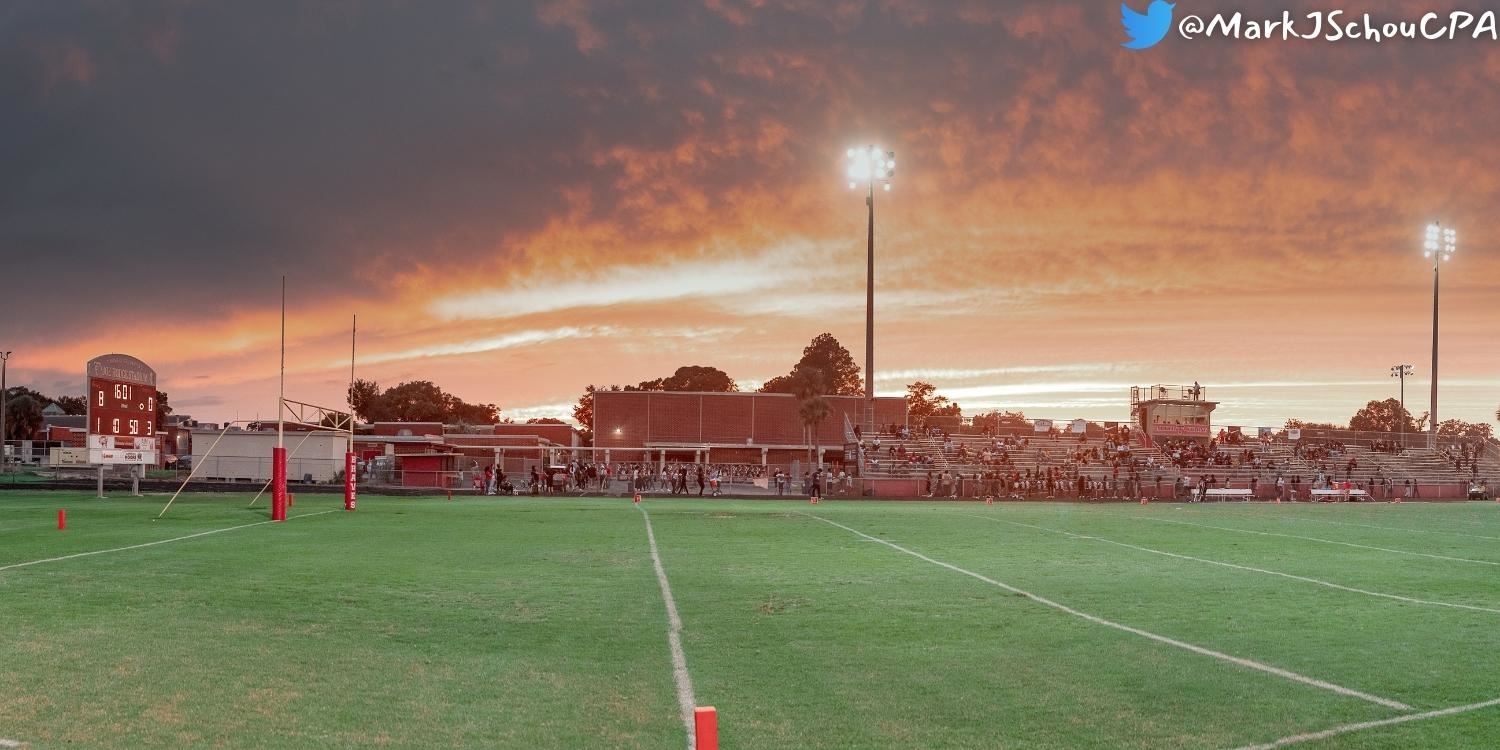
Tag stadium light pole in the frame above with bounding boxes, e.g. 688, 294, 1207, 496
848, 145, 894, 435
0, 351, 9, 473
1391, 363, 1412, 446
1423, 223, 1456, 447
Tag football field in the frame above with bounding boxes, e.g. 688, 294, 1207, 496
4, 492, 1500, 748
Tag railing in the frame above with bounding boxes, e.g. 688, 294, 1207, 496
1131, 384, 1208, 403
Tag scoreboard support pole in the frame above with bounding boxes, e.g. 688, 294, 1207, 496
132, 466, 141, 497
97, 466, 105, 499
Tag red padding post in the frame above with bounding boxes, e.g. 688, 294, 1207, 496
57, 509, 66, 531
271, 447, 288, 522
344, 451, 357, 511
694, 706, 718, 750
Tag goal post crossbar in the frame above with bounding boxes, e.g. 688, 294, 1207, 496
280, 398, 353, 433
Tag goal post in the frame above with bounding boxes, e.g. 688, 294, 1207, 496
275, 398, 355, 519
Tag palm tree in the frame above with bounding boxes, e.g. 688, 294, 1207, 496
3, 394, 43, 442
791, 364, 830, 469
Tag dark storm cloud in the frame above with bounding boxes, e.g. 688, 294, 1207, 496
3, 0, 1497, 347
0, 1, 727, 338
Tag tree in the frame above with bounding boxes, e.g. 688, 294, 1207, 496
905, 381, 962, 421
1348, 399, 1416, 433
348, 379, 385, 421
348, 379, 500, 425
3, 395, 43, 441
574, 384, 626, 446
1438, 420, 1494, 440
377, 381, 448, 422
637, 365, 738, 393
447, 396, 501, 426
759, 333, 862, 396
527, 418, 567, 425
54, 396, 87, 416
155, 390, 172, 430
790, 364, 830, 468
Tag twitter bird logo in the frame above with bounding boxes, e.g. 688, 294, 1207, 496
1120, 0, 1174, 50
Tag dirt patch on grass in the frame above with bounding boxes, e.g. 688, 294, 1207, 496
144, 692, 188, 725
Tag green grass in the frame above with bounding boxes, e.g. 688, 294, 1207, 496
4, 493, 1500, 748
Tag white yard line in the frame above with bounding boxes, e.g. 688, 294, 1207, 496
1117, 513, 1500, 567
1264, 513, 1500, 542
0, 738, 24, 748
802, 513, 1411, 711
0, 510, 338, 575
638, 505, 698, 750
961, 514, 1500, 615
1229, 695, 1500, 750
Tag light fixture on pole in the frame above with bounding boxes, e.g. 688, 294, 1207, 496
847, 145, 895, 436
1390, 363, 1413, 445
1423, 223, 1456, 446
1389, 364, 1413, 409
0, 351, 9, 473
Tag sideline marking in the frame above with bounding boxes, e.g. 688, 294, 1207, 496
1229, 696, 1500, 750
1117, 513, 1500, 567
962, 514, 1500, 615
0, 510, 338, 575
802, 513, 1411, 711
638, 504, 698, 750
1264, 512, 1500, 542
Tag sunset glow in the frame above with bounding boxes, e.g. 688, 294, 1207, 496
3, 2, 1497, 429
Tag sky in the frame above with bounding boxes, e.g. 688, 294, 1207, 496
2, 0, 1497, 431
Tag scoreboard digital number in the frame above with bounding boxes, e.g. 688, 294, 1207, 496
85, 354, 159, 466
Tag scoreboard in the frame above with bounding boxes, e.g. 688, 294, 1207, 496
85, 354, 159, 465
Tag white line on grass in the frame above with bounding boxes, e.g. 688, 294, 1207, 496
1265, 513, 1500, 542
1229, 695, 1500, 750
0, 510, 338, 575
637, 505, 698, 750
0, 738, 23, 748
802, 513, 1412, 711
960, 514, 1500, 615
1117, 514, 1500, 567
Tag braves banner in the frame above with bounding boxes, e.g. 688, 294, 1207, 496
1258, 427, 1274, 440
1070, 419, 1088, 434
1151, 423, 1210, 438
1288, 428, 1302, 441
1033, 419, 1053, 433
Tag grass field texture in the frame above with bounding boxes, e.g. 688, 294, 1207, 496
4, 492, 1500, 748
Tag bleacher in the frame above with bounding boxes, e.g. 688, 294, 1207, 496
858, 422, 1497, 499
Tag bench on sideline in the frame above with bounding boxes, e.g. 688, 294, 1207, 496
1192, 488, 1254, 501
1311, 488, 1370, 502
